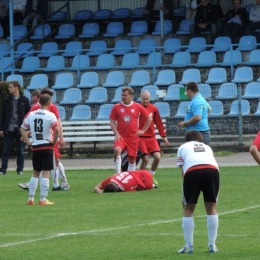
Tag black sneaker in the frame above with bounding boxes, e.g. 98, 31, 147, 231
52, 186, 62, 191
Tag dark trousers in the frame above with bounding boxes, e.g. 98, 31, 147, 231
222, 22, 242, 43
0, 128, 25, 174
190, 23, 217, 44
245, 21, 260, 35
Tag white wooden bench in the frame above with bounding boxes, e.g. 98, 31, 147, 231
62, 120, 166, 157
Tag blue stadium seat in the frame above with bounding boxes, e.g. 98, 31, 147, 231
246, 49, 260, 66
95, 104, 114, 120
93, 54, 114, 70
164, 38, 181, 54
154, 102, 171, 118
254, 101, 260, 116
7, 25, 27, 40
143, 52, 162, 68
130, 7, 145, 19
69, 105, 91, 121
78, 22, 99, 38
52, 73, 74, 90
77, 72, 99, 89
220, 50, 242, 66
174, 101, 191, 118
6, 74, 23, 87
116, 53, 140, 69
92, 9, 112, 20
215, 83, 237, 100
198, 84, 211, 99
152, 20, 172, 35
236, 35, 257, 51
185, 37, 207, 53
205, 68, 227, 84
163, 84, 186, 101
103, 22, 124, 37
154, 70, 176, 86
136, 39, 156, 54
102, 71, 124, 87
31, 24, 51, 40
128, 21, 148, 36
211, 36, 231, 52
173, 6, 187, 17
137, 85, 159, 102
228, 99, 250, 117
208, 100, 224, 117
0, 43, 9, 57
14, 43, 34, 58
170, 51, 191, 68
23, 90, 31, 102
60, 88, 82, 105
62, 41, 82, 57
26, 74, 48, 90
195, 51, 216, 67
111, 86, 124, 103
111, 39, 131, 56
55, 24, 75, 39
68, 55, 90, 70
0, 57, 13, 72
56, 105, 66, 121
86, 40, 107, 56
176, 19, 194, 35
231, 67, 253, 84
242, 82, 260, 99
19, 56, 40, 73
72, 10, 93, 21
85, 87, 108, 104
37, 42, 58, 58
111, 8, 131, 19
128, 70, 150, 87
179, 69, 201, 84
48, 11, 66, 21
43, 56, 65, 72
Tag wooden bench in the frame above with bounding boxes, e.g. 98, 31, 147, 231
62, 119, 166, 157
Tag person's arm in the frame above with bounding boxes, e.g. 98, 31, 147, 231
154, 109, 169, 146
249, 6, 260, 22
94, 183, 103, 193
48, 125, 59, 145
110, 119, 122, 142
20, 127, 31, 146
136, 115, 152, 136
178, 115, 201, 128
57, 118, 65, 147
179, 165, 185, 179
250, 145, 260, 165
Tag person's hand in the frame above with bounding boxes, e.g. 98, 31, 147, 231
136, 130, 145, 136
114, 133, 122, 142
163, 137, 169, 146
178, 122, 186, 128
31, 11, 36, 16
59, 137, 66, 147
144, 10, 149, 14
0, 131, 4, 137
199, 23, 207, 29
164, 9, 169, 14
47, 139, 57, 145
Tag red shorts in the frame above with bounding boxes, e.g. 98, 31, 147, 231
252, 131, 260, 150
54, 143, 61, 160
114, 138, 139, 158
138, 136, 161, 156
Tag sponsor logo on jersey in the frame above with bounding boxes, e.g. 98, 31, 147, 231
131, 109, 135, 113
124, 115, 131, 122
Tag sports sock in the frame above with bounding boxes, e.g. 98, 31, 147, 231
127, 163, 136, 171
207, 214, 218, 246
182, 217, 194, 247
51, 168, 59, 188
38, 172, 42, 184
57, 162, 68, 186
114, 156, 121, 173
28, 177, 38, 201
149, 170, 155, 175
40, 178, 49, 202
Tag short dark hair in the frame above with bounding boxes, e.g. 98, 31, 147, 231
122, 87, 134, 96
185, 130, 203, 142
186, 82, 199, 93
41, 88, 54, 97
9, 81, 21, 90
39, 94, 51, 106
103, 183, 118, 193
32, 89, 41, 98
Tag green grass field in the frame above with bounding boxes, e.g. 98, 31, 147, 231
1, 166, 260, 260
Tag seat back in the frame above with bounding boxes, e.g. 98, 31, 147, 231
228, 99, 250, 116
38, 42, 58, 57
163, 84, 186, 101
128, 21, 148, 36
87, 40, 107, 55
145, 52, 162, 68
111, 39, 131, 55
27, 74, 48, 90
196, 51, 216, 67
120, 53, 140, 68
208, 100, 224, 117
198, 84, 211, 99
216, 83, 237, 99
53, 73, 74, 89
179, 69, 201, 84
0, 57, 13, 72
61, 88, 82, 104
63, 41, 82, 57
56, 105, 66, 120
95, 104, 114, 120
211, 36, 231, 52
0, 43, 9, 57
254, 101, 260, 116
171, 51, 191, 67
56, 24, 75, 38
176, 19, 194, 35
186, 37, 207, 52
112, 8, 131, 19
128, 70, 150, 87
174, 101, 191, 118
23, 90, 31, 102
245, 4, 254, 14
173, 6, 187, 17
243, 82, 260, 99
77, 72, 99, 88
205, 68, 227, 84
70, 55, 89, 70
103, 71, 124, 87
92, 9, 112, 20
164, 38, 181, 54
131, 7, 145, 18
21, 56, 40, 70
86, 87, 108, 103
104, 22, 124, 36
111, 86, 124, 103
6, 74, 23, 87
221, 50, 242, 66
80, 22, 99, 37
136, 39, 156, 54
96, 54, 114, 68
237, 35, 257, 51
232, 67, 253, 83
44, 55, 65, 71
69, 105, 91, 121
9, 25, 27, 39
154, 70, 176, 86
15, 43, 34, 58
247, 49, 260, 64
31, 24, 51, 39
152, 20, 172, 35
154, 102, 170, 118
73, 10, 93, 20
48, 11, 66, 21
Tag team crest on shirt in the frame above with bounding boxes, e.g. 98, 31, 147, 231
131, 109, 135, 113
120, 108, 125, 113
124, 115, 131, 122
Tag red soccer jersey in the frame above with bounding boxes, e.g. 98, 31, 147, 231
109, 102, 149, 140
25, 102, 60, 119
100, 170, 153, 191
139, 103, 166, 138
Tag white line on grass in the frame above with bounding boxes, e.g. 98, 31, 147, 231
0, 204, 260, 248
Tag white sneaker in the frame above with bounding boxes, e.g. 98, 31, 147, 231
18, 182, 30, 191
60, 184, 70, 191
178, 245, 194, 254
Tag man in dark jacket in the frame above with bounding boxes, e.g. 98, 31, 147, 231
222, 0, 248, 42
23, 0, 47, 30
0, 81, 31, 175
144, 0, 173, 33
189, 0, 218, 43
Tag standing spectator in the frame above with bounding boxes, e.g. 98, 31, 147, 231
185, 0, 201, 20
0, 0, 9, 25
222, 0, 248, 43
23, 0, 47, 30
245, 0, 260, 36
138, 90, 169, 187
0, 81, 31, 175
20, 94, 59, 205
109, 87, 152, 173
178, 82, 212, 145
144, 0, 173, 33
189, 0, 218, 44
177, 130, 220, 254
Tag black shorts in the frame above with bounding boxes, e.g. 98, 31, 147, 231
182, 168, 219, 205
32, 149, 54, 172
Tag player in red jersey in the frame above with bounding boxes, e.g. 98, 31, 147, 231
109, 87, 153, 173
138, 90, 169, 187
93, 170, 153, 193
250, 131, 260, 164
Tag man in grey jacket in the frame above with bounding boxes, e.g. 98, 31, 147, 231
245, 0, 260, 35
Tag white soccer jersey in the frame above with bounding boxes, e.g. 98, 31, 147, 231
177, 141, 219, 174
21, 109, 58, 146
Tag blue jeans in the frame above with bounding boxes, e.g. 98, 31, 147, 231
200, 130, 211, 146
0, 128, 25, 174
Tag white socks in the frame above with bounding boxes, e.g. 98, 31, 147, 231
114, 156, 121, 173
182, 217, 194, 247
207, 215, 218, 246
40, 178, 49, 202
28, 177, 38, 201
127, 163, 136, 171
